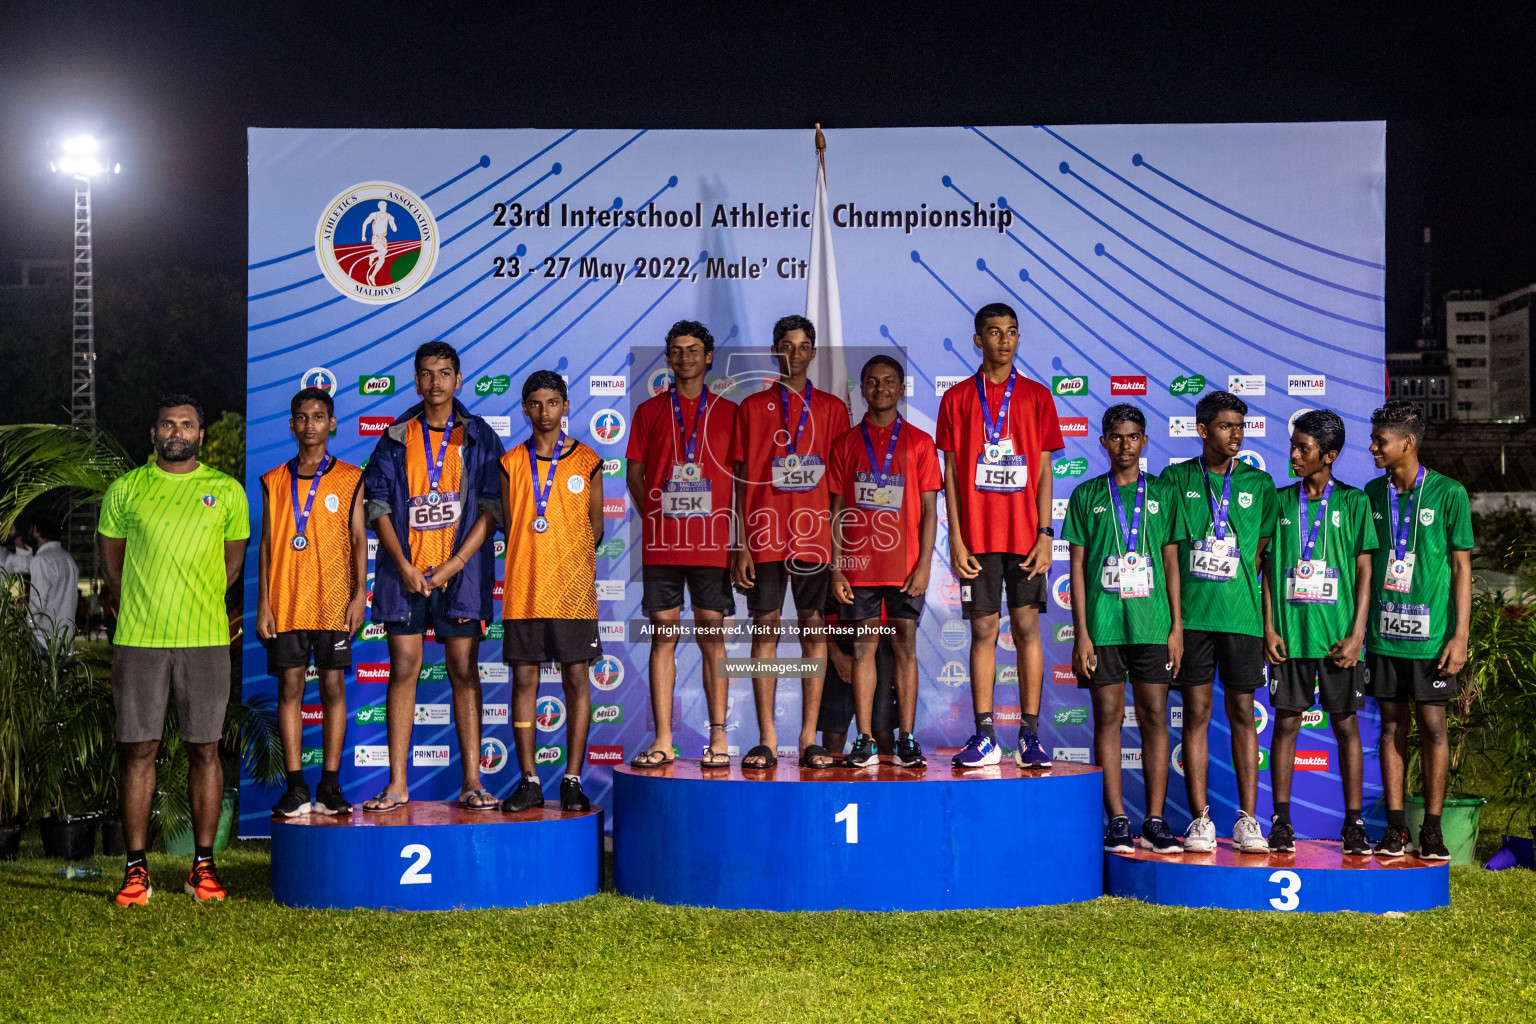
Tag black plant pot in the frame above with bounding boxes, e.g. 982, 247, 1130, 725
0, 821, 22, 861
39, 815, 98, 861
99, 815, 125, 857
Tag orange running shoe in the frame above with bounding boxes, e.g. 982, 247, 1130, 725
185, 859, 227, 901
115, 864, 152, 906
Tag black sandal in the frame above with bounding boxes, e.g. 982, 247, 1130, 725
742, 744, 777, 770
701, 722, 731, 767
799, 744, 836, 770
629, 747, 675, 768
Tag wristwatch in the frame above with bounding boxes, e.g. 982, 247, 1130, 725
1038, 526, 1054, 538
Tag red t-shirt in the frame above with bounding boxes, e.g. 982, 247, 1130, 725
829, 416, 943, 587
934, 371, 1064, 555
728, 381, 850, 565
625, 388, 738, 567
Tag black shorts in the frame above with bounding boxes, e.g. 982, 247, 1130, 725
382, 589, 483, 639
502, 618, 601, 664
742, 559, 832, 616
1269, 657, 1365, 715
266, 629, 353, 674
837, 585, 925, 623
960, 552, 1048, 618
816, 637, 899, 734
1366, 653, 1458, 706
1077, 643, 1173, 687
641, 564, 736, 615
1175, 629, 1266, 689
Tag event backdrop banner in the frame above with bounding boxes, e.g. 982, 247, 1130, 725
243, 124, 1386, 839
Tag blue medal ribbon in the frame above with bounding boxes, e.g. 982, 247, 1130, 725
860, 414, 903, 490
974, 369, 1018, 446
527, 430, 567, 532
1204, 463, 1234, 542
421, 408, 456, 496
669, 386, 708, 466
779, 381, 813, 457
1299, 479, 1334, 562
1108, 472, 1145, 556
1386, 466, 1426, 562
288, 455, 330, 550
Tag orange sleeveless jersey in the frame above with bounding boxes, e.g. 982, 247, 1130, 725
403, 418, 465, 572
260, 459, 364, 632
499, 439, 600, 620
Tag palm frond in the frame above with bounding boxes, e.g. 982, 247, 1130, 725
0, 424, 136, 534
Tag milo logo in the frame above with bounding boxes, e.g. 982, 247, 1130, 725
1053, 623, 1075, 643
1053, 705, 1090, 726
602, 458, 624, 477
358, 374, 395, 395
534, 745, 566, 765
1169, 374, 1207, 396
356, 622, 387, 642
591, 703, 624, 724
355, 704, 388, 725
1052, 375, 1089, 396
1233, 748, 1271, 770
1300, 709, 1329, 729
1053, 456, 1088, 478
419, 663, 448, 683
476, 374, 512, 396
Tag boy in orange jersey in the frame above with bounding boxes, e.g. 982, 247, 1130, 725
257, 387, 368, 817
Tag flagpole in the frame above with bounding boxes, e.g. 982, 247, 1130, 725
807, 124, 851, 411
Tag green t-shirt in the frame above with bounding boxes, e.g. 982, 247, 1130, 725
99, 460, 250, 648
1063, 473, 1179, 647
1163, 456, 1278, 637
1365, 469, 1473, 659
1266, 481, 1378, 659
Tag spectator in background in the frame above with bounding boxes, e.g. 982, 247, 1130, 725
2, 523, 33, 575
25, 512, 79, 643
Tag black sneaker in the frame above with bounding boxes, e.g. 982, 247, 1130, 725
1140, 815, 1183, 855
1104, 815, 1135, 853
271, 785, 311, 818
1374, 823, 1410, 859
501, 773, 545, 813
848, 733, 878, 768
1415, 820, 1451, 861
560, 776, 590, 812
893, 734, 927, 768
310, 782, 352, 816
1268, 816, 1296, 853
1341, 817, 1370, 856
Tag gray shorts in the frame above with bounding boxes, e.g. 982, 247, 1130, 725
111, 645, 231, 744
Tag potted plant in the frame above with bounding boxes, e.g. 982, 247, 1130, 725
30, 630, 115, 860
0, 571, 43, 859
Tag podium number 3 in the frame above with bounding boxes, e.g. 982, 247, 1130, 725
835, 803, 858, 844
1268, 869, 1301, 911
400, 843, 433, 885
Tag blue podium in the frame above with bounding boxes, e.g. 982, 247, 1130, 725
1106, 839, 1450, 913
613, 758, 1103, 911
270, 802, 601, 910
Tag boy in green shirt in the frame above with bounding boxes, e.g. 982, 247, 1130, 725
1364, 400, 1472, 861
1065, 405, 1185, 854
1164, 391, 1277, 853
1261, 410, 1376, 856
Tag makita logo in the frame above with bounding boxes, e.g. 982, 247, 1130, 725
603, 497, 626, 518
1295, 750, 1330, 770
587, 745, 624, 764
1110, 375, 1148, 395
357, 663, 390, 683
1052, 664, 1075, 685
994, 705, 1021, 726
493, 579, 504, 601
1059, 417, 1090, 437
358, 416, 393, 437
300, 704, 323, 724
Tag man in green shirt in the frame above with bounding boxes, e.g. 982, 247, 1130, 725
1163, 390, 1277, 854
1261, 410, 1376, 856
1365, 400, 1472, 861
99, 395, 249, 906
1065, 405, 1184, 855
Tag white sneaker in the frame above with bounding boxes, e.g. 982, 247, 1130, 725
1184, 805, 1216, 852
1233, 809, 1270, 853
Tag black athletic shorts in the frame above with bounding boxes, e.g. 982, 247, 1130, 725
382, 589, 483, 639
502, 618, 601, 664
741, 559, 832, 616
1175, 629, 1266, 689
641, 564, 736, 615
1269, 657, 1365, 714
1365, 653, 1458, 706
837, 585, 924, 623
266, 629, 352, 674
960, 552, 1048, 618
1077, 643, 1173, 687
817, 636, 899, 735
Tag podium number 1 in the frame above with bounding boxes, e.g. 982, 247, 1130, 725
1268, 869, 1300, 911
835, 803, 858, 844
400, 843, 433, 885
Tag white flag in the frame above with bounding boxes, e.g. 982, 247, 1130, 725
807, 148, 851, 408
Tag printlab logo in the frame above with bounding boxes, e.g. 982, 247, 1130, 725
482, 703, 509, 725
591, 655, 624, 691
315, 182, 439, 304
1052, 375, 1089, 396
535, 695, 566, 733
479, 738, 508, 774
358, 374, 395, 395
590, 376, 627, 396
934, 375, 967, 396
1288, 375, 1326, 396
300, 367, 338, 395
1244, 416, 1267, 437
591, 409, 626, 444
411, 745, 450, 766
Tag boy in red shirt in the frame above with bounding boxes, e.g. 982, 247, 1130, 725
936, 302, 1064, 768
829, 355, 941, 769
730, 315, 850, 770
626, 321, 739, 767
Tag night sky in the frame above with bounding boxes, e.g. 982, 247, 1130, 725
3, 4, 1534, 350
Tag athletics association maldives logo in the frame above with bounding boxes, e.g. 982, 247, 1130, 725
315, 181, 439, 304
535, 695, 566, 733
479, 738, 508, 775
300, 366, 338, 395
590, 655, 624, 691
647, 368, 676, 395
591, 409, 626, 444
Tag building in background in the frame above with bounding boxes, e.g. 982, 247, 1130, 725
1387, 285, 1531, 423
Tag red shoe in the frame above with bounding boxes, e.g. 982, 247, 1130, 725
115, 864, 152, 906
185, 859, 227, 901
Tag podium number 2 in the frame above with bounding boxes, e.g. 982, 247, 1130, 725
1268, 869, 1300, 911
400, 843, 433, 885
834, 803, 858, 844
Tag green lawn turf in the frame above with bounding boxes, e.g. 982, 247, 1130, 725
2, 839, 1533, 1023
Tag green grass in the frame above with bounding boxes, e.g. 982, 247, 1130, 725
2, 839, 1534, 1023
